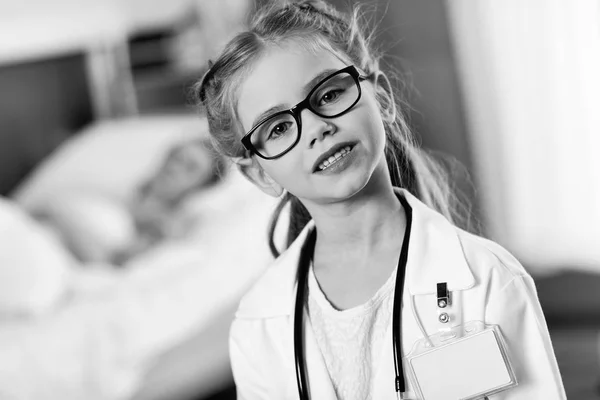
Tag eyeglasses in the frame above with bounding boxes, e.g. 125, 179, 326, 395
241, 65, 368, 160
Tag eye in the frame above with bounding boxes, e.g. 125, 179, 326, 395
268, 121, 293, 140
319, 88, 344, 105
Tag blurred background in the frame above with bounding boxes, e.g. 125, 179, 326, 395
0, 0, 599, 399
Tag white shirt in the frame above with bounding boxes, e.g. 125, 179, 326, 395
307, 263, 396, 400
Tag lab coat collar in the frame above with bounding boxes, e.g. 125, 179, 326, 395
235, 188, 475, 319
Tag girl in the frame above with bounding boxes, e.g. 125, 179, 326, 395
196, 1, 566, 399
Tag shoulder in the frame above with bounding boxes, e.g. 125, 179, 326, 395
456, 228, 529, 284
399, 188, 529, 295
234, 223, 314, 320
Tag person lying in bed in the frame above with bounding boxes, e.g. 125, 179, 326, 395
36, 136, 227, 266
113, 136, 227, 264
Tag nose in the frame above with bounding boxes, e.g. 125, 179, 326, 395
301, 109, 335, 147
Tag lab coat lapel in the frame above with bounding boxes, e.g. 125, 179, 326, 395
399, 189, 474, 295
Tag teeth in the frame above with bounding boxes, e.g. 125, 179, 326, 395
318, 146, 352, 171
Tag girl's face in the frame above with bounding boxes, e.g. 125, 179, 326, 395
236, 45, 388, 206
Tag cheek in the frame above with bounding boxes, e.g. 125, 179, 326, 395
360, 101, 387, 148
258, 153, 311, 195
259, 158, 296, 185
356, 86, 385, 130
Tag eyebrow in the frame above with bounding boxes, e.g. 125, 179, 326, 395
249, 68, 340, 129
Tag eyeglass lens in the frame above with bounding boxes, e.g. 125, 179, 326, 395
250, 71, 359, 158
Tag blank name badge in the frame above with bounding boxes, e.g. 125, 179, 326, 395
407, 324, 517, 400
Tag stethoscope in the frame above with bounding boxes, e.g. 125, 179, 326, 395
294, 195, 413, 400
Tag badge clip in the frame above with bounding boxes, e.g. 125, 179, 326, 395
436, 282, 450, 308
437, 282, 451, 324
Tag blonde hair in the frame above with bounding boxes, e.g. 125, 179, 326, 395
195, 0, 472, 256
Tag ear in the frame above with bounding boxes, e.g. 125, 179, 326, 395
234, 156, 284, 197
372, 71, 396, 124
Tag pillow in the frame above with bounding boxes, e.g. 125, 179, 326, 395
11, 114, 207, 209
0, 197, 73, 317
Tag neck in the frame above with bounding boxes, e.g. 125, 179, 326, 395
305, 175, 406, 270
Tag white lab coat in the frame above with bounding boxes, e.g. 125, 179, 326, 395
229, 189, 566, 399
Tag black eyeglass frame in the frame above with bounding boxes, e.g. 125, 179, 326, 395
240, 65, 369, 160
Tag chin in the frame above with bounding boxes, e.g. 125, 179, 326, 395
320, 172, 373, 204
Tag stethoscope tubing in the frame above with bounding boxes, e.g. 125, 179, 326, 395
392, 195, 412, 393
294, 229, 316, 400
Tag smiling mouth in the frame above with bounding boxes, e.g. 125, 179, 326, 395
316, 145, 353, 172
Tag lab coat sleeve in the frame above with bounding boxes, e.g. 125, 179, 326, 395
485, 274, 567, 399
229, 318, 270, 400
